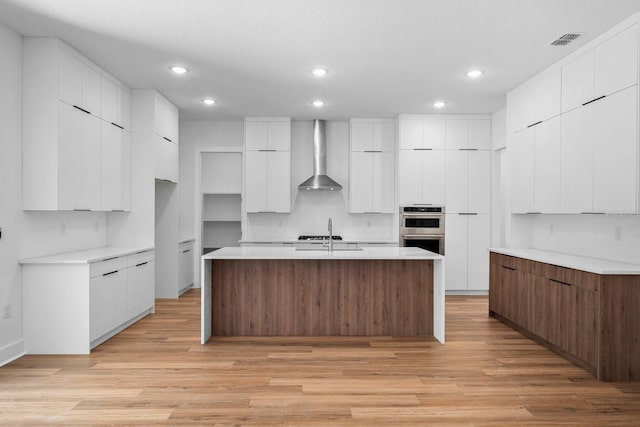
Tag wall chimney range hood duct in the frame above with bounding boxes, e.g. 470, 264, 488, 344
298, 119, 343, 191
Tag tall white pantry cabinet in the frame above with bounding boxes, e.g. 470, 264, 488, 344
22, 38, 132, 212
398, 115, 492, 292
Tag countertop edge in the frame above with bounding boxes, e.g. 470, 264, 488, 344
489, 247, 640, 275
20, 246, 155, 265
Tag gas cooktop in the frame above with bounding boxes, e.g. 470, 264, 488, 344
297, 235, 343, 241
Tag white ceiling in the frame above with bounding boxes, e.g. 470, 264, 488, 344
2, 0, 640, 121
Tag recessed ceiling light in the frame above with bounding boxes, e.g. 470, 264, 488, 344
311, 68, 328, 77
170, 65, 189, 74
202, 98, 216, 106
433, 101, 446, 109
466, 69, 484, 78
312, 100, 325, 107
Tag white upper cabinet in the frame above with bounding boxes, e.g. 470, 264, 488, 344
398, 149, 446, 206
132, 90, 179, 183
244, 118, 291, 213
399, 115, 445, 149
58, 48, 101, 116
533, 116, 562, 213
245, 118, 291, 151
446, 119, 491, 149
562, 23, 638, 113
562, 85, 638, 214
101, 122, 131, 211
592, 86, 638, 214
509, 128, 535, 214
508, 67, 561, 132
101, 77, 131, 130
349, 119, 395, 213
446, 150, 491, 213
22, 38, 132, 211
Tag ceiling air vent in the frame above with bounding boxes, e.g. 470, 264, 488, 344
550, 33, 582, 46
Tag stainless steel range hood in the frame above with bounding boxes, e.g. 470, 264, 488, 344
298, 119, 343, 191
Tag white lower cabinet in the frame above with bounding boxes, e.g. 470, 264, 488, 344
22, 248, 155, 354
178, 241, 195, 293
445, 213, 490, 292
126, 253, 155, 319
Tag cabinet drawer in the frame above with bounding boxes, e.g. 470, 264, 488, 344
544, 264, 599, 290
90, 256, 127, 278
490, 253, 518, 270
127, 250, 154, 268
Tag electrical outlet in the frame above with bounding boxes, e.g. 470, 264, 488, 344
615, 226, 622, 241
3, 304, 11, 320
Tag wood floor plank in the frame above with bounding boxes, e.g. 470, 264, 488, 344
1, 290, 639, 425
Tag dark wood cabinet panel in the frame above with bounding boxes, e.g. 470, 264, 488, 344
212, 259, 434, 337
489, 251, 640, 381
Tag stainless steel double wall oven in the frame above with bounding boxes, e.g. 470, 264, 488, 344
399, 206, 445, 255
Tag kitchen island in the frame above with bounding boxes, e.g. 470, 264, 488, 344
200, 247, 444, 344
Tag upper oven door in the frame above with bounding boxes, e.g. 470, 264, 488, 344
401, 213, 445, 234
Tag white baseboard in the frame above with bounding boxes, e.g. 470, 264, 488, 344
0, 339, 25, 367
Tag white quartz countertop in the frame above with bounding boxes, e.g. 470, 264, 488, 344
490, 247, 640, 275
238, 239, 398, 244
20, 246, 154, 265
204, 246, 442, 260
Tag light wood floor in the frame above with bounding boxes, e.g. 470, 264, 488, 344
2, 290, 639, 426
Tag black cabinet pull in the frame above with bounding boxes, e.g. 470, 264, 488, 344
458, 212, 478, 216
163, 136, 172, 142
136, 262, 149, 267
73, 208, 90, 211
582, 95, 606, 106
111, 122, 124, 130
258, 149, 277, 152
103, 270, 119, 276
364, 150, 383, 153
550, 278, 571, 286
182, 249, 191, 253
102, 257, 119, 262
501, 265, 516, 271
73, 105, 91, 115
413, 148, 433, 151
527, 121, 543, 128
459, 148, 479, 151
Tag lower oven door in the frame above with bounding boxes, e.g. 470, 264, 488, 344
401, 234, 444, 255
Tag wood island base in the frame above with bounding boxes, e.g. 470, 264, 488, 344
212, 259, 434, 337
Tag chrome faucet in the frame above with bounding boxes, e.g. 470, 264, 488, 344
327, 217, 333, 253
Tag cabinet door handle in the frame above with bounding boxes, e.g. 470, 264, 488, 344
258, 149, 277, 152
527, 121, 543, 128
580, 212, 605, 215
102, 256, 119, 262
413, 148, 433, 151
135, 262, 149, 267
73, 208, 91, 211
182, 249, 191, 253
525, 212, 542, 215
501, 265, 516, 271
111, 209, 125, 212
550, 278, 571, 286
111, 122, 124, 130
163, 136, 172, 142
364, 150, 383, 153
73, 105, 91, 115
103, 270, 119, 276
582, 95, 606, 106
458, 212, 478, 215
459, 148, 478, 151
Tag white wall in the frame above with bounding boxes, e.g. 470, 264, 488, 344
0, 23, 107, 366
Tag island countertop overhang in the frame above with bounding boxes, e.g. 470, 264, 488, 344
202, 246, 444, 261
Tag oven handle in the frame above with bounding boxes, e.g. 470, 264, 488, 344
401, 213, 444, 217
401, 234, 444, 239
